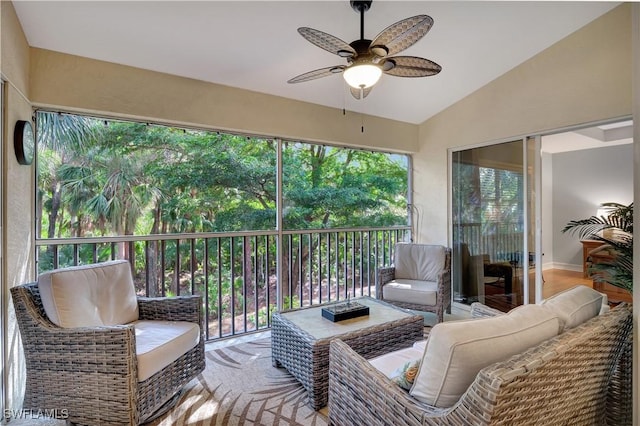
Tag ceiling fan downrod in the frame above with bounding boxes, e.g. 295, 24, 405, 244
350, 0, 372, 40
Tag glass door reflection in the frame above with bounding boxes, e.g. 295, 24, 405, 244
451, 140, 527, 311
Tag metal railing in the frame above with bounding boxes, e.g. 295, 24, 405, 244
453, 221, 525, 263
35, 226, 411, 341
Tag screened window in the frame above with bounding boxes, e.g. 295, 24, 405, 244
35, 111, 410, 239
282, 142, 409, 230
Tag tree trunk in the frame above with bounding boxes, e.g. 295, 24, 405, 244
36, 189, 43, 238
48, 180, 61, 239
146, 206, 161, 297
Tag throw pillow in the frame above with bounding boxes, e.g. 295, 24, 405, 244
390, 359, 421, 391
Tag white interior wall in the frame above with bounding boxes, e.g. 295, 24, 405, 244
547, 143, 633, 270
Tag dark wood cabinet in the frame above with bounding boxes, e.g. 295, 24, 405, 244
592, 281, 632, 304
580, 240, 604, 278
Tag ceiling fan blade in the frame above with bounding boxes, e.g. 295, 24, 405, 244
382, 56, 441, 77
349, 86, 373, 100
298, 27, 357, 57
370, 15, 433, 57
288, 66, 345, 84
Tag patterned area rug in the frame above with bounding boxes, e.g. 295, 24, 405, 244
147, 328, 431, 426
147, 337, 327, 426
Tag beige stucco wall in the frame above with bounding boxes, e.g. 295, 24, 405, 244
29, 49, 418, 153
415, 3, 632, 245
1, 0, 33, 412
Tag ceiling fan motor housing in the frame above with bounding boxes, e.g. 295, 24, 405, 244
350, 39, 374, 57
350, 1, 372, 13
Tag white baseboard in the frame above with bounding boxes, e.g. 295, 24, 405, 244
547, 262, 582, 272
542, 262, 554, 271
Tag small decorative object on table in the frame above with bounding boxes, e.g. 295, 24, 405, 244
322, 296, 370, 322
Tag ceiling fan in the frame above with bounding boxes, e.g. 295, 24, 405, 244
288, 0, 442, 100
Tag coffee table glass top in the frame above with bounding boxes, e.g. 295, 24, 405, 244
278, 296, 417, 339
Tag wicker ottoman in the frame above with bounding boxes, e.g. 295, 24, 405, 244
271, 296, 424, 410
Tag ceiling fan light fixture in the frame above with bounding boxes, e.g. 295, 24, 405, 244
289, 1, 440, 99
343, 63, 382, 89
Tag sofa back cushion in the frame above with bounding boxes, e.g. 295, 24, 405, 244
394, 244, 446, 282
539, 284, 603, 332
38, 260, 139, 328
410, 304, 560, 408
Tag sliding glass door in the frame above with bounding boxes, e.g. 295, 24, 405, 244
451, 139, 538, 311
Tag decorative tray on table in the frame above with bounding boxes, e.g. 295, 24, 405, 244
321, 300, 370, 322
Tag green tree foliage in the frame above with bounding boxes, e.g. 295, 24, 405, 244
37, 112, 408, 239
283, 144, 407, 229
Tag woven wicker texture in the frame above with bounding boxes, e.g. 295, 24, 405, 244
469, 301, 506, 319
371, 15, 433, 57
328, 303, 632, 426
607, 333, 632, 425
271, 298, 424, 410
11, 282, 205, 425
376, 247, 452, 323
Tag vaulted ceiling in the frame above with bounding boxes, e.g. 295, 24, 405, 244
13, 1, 619, 125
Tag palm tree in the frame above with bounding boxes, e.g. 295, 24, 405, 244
562, 202, 633, 293
37, 111, 97, 153
37, 111, 100, 239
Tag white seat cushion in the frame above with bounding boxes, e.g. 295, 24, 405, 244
539, 284, 603, 331
383, 279, 437, 306
410, 304, 560, 408
412, 340, 428, 352
134, 320, 200, 381
38, 260, 139, 328
369, 340, 426, 378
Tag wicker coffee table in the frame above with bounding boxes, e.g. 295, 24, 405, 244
271, 296, 424, 410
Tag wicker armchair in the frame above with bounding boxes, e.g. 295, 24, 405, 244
11, 273, 205, 425
376, 244, 451, 323
328, 303, 632, 426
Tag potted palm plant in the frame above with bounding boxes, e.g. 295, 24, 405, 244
562, 202, 633, 294
564, 202, 633, 426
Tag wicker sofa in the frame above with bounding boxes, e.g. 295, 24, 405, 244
328, 286, 632, 426
11, 260, 205, 425
376, 244, 451, 323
